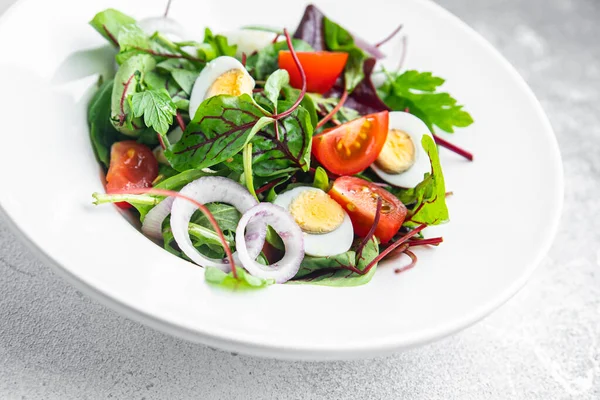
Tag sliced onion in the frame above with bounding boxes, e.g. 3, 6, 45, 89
141, 197, 174, 239
170, 177, 265, 271
236, 203, 304, 284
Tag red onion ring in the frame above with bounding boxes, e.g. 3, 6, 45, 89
141, 197, 174, 239
170, 177, 265, 272
236, 203, 304, 284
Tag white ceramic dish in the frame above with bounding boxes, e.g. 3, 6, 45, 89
0, 0, 562, 360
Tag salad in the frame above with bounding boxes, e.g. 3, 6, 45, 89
89, 5, 474, 289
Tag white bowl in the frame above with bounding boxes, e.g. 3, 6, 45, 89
0, 0, 562, 360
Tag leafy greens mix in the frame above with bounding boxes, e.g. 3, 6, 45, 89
88, 6, 473, 289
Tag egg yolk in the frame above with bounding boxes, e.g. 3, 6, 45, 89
289, 190, 345, 234
374, 129, 416, 174
205, 69, 253, 98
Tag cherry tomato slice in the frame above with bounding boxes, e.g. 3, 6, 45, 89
329, 176, 407, 243
106, 141, 159, 209
278, 51, 348, 94
312, 111, 389, 176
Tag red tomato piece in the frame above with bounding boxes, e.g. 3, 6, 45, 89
106, 141, 159, 209
329, 176, 407, 243
278, 51, 348, 94
312, 111, 389, 176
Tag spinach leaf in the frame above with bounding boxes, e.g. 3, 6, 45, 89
246, 39, 313, 80
88, 79, 126, 166
129, 88, 177, 135
378, 70, 474, 133
263, 69, 289, 112
89, 9, 136, 47
312, 166, 329, 191
205, 267, 274, 290
392, 135, 449, 226
289, 238, 379, 287
164, 94, 265, 171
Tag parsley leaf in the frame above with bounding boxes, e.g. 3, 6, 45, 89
393, 135, 449, 226
129, 89, 177, 135
379, 70, 474, 133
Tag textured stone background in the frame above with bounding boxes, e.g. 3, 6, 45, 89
1, 0, 599, 399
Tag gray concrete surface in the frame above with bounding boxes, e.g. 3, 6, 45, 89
1, 0, 600, 398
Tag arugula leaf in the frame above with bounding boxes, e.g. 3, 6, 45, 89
322, 17, 368, 92
165, 94, 264, 171
379, 70, 474, 133
110, 54, 156, 136
89, 9, 136, 47
312, 166, 329, 191
129, 89, 177, 135
393, 135, 449, 226
263, 69, 290, 112
289, 238, 379, 287
205, 267, 274, 289
246, 39, 313, 80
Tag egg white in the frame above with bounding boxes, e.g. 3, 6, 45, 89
221, 29, 279, 58
371, 111, 433, 188
188, 56, 255, 120
273, 187, 354, 257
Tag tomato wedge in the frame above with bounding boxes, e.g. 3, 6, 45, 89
329, 176, 406, 243
106, 141, 159, 209
278, 51, 348, 94
312, 111, 389, 175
